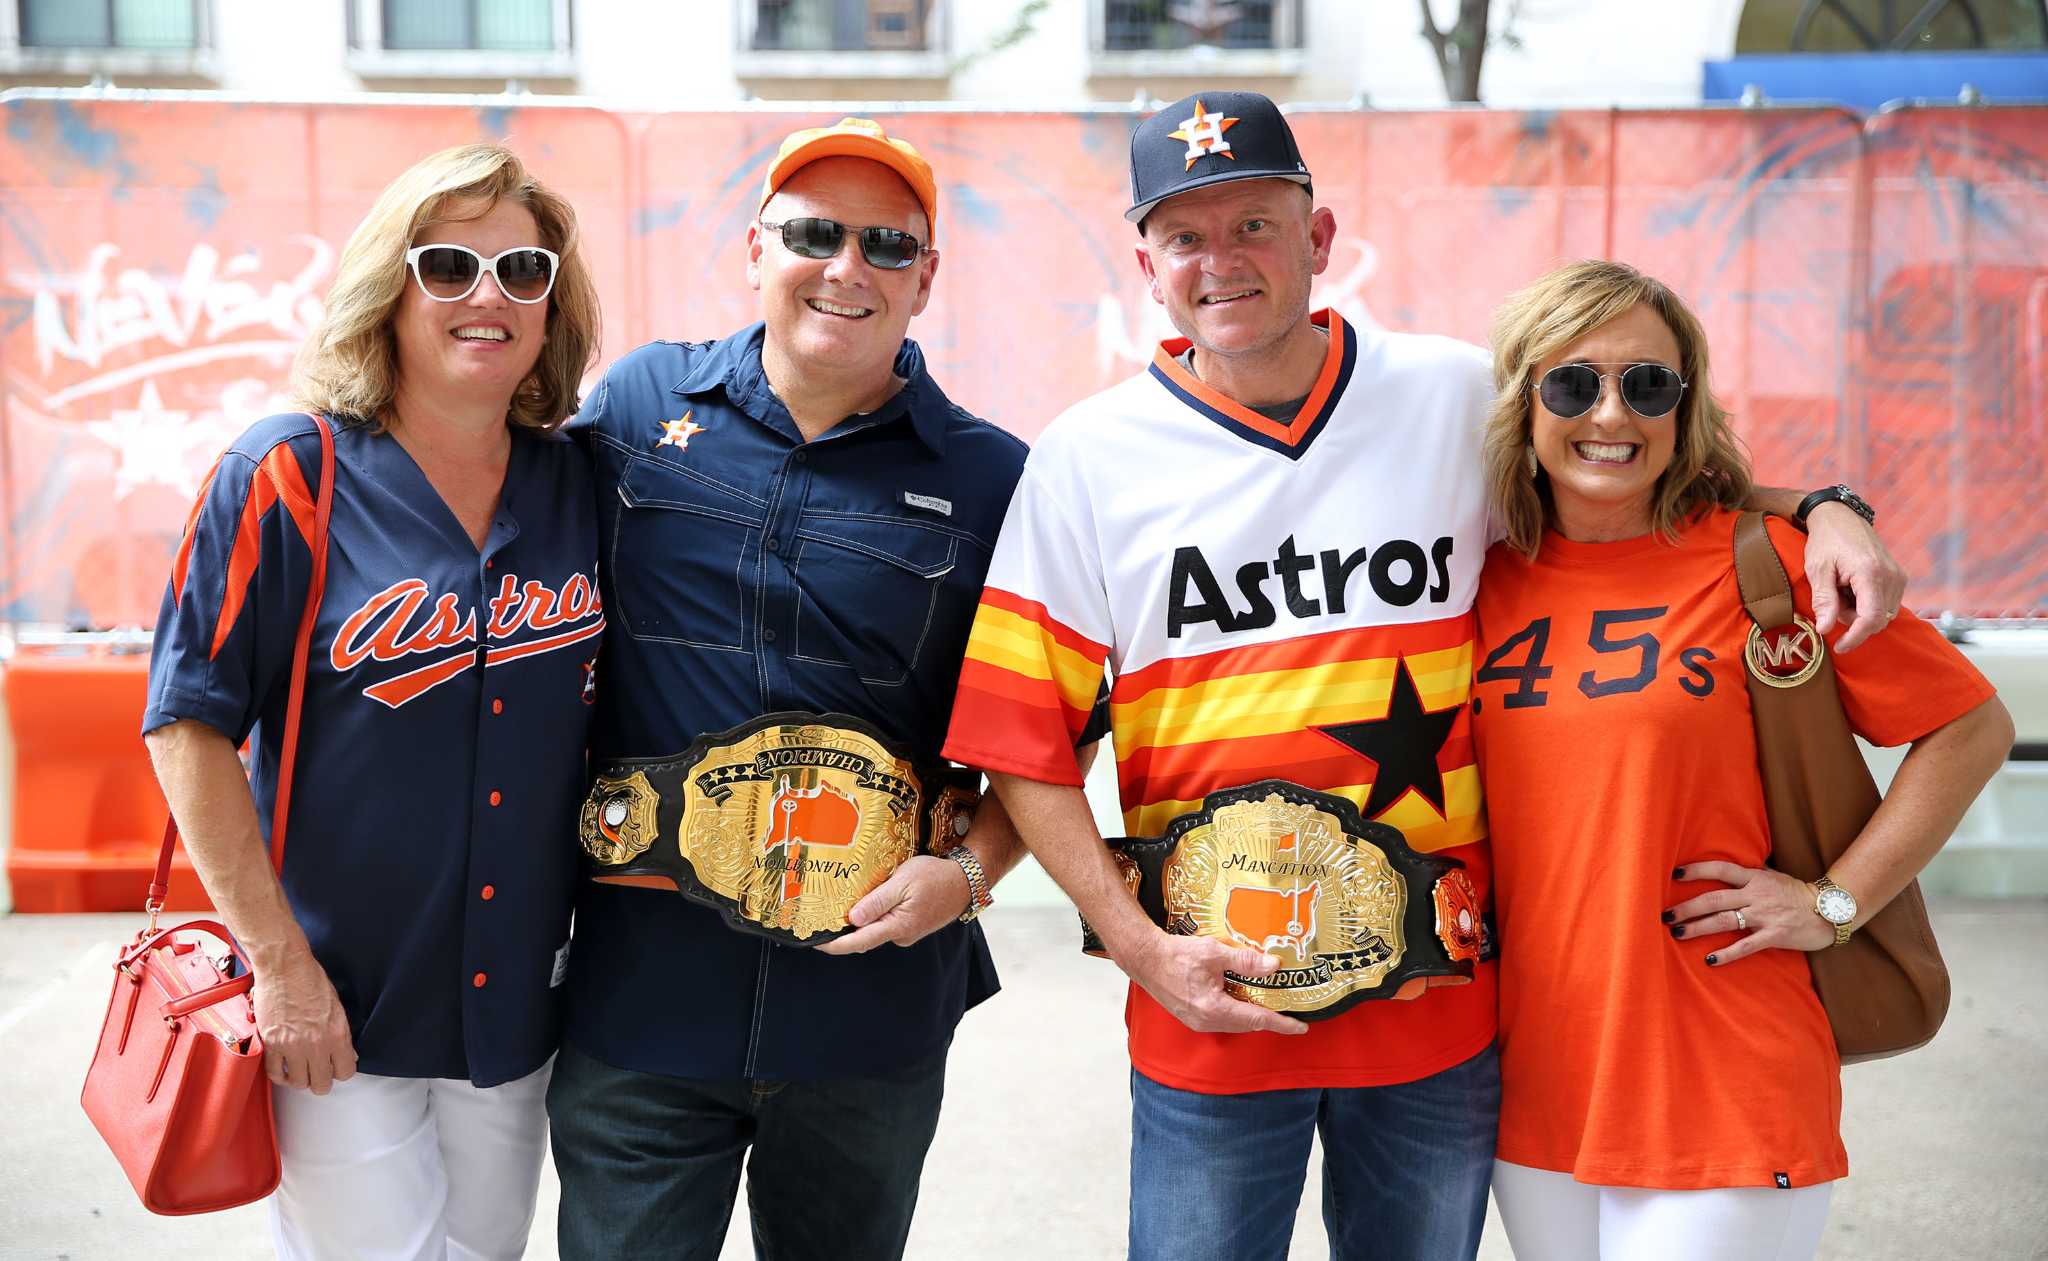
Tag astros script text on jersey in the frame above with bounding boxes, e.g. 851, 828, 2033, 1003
144, 413, 602, 1086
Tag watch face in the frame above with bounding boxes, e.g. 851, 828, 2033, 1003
1817, 888, 1857, 925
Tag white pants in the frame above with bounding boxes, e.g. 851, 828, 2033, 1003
269, 1060, 552, 1261
1492, 1160, 1833, 1261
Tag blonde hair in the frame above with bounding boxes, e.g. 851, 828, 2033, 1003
1482, 259, 1752, 556
291, 143, 600, 432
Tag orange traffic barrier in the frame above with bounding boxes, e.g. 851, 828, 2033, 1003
3, 649, 212, 913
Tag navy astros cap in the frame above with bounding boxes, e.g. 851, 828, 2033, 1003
1126, 90, 1312, 225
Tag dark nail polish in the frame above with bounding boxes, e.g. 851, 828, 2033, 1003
1672, 867, 1686, 879
1660, 910, 1675, 924
1669, 925, 1683, 939
1705, 953, 1719, 966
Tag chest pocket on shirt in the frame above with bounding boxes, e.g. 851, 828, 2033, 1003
611, 455, 762, 650
790, 515, 960, 686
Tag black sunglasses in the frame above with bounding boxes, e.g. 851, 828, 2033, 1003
758, 217, 927, 270
1537, 362, 1686, 419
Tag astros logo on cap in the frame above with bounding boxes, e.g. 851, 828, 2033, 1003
1168, 99, 1239, 170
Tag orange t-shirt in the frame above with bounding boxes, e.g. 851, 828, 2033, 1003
1472, 509, 1994, 1190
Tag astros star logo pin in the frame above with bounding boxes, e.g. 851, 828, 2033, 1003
1168, 98, 1240, 170
657, 411, 705, 451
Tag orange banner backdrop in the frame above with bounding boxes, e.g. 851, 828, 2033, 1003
3, 95, 2043, 625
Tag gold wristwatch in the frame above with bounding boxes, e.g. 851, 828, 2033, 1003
1812, 876, 1859, 947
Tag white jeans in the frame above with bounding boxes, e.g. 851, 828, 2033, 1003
269, 1060, 552, 1261
1492, 1160, 1832, 1261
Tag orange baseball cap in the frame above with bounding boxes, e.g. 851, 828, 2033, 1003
758, 117, 940, 238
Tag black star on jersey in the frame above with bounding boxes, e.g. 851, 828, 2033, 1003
1314, 656, 1462, 819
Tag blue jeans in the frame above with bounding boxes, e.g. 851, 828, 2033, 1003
547, 1041, 948, 1261
1129, 1044, 1499, 1261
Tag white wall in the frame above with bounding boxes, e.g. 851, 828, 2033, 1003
211, 0, 354, 95
575, 1, 739, 106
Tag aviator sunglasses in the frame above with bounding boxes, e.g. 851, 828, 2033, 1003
1538, 362, 1687, 419
404, 244, 560, 304
758, 217, 928, 270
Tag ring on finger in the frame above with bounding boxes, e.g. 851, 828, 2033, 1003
1734, 908, 1748, 931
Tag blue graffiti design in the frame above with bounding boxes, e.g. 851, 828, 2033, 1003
634, 198, 693, 235
185, 166, 226, 230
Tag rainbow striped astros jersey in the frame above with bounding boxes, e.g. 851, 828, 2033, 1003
942, 311, 1503, 1091
944, 311, 1494, 855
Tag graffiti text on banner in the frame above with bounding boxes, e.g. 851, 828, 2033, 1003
1, 97, 2042, 626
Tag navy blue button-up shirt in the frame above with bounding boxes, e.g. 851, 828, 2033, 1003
564, 325, 1027, 1080
144, 416, 602, 1087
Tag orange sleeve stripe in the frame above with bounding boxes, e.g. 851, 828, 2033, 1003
1113, 614, 1473, 698
210, 442, 319, 659
943, 683, 1086, 785
956, 656, 1076, 715
974, 586, 1110, 664
963, 607, 1103, 712
169, 458, 224, 605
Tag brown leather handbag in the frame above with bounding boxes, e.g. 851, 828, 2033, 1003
81, 413, 334, 1212
1733, 511, 1950, 1064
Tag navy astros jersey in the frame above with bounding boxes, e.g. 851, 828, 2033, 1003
562, 325, 1028, 1081
143, 412, 602, 1087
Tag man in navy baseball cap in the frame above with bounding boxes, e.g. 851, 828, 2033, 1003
967, 87, 1506, 1261
1126, 89, 1313, 226
1125, 90, 1336, 398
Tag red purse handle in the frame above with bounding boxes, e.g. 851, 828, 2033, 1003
116, 918, 259, 1015
147, 414, 336, 925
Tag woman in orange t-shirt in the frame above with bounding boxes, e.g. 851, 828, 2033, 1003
1469, 260, 2013, 1261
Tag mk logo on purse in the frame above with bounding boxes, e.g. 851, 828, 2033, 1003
1744, 616, 1825, 689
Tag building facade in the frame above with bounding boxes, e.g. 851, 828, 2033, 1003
0, 0, 1757, 106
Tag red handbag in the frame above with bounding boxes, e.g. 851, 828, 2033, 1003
82, 413, 334, 1214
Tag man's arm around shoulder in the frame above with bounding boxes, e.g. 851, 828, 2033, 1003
1743, 485, 1905, 652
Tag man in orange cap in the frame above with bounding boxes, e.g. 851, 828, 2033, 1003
547, 118, 1093, 1260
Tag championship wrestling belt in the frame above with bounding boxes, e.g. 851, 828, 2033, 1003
577, 712, 980, 946
1080, 780, 1492, 1022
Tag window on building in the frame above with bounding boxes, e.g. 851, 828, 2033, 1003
1101, 0, 1302, 52
1735, 0, 2048, 51
751, 0, 933, 52
348, 0, 573, 77
18, 0, 198, 49
380, 0, 559, 51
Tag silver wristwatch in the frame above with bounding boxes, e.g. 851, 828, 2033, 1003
948, 846, 992, 923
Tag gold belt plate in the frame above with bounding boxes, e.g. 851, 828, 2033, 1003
580, 719, 928, 941
1163, 793, 1409, 1013
677, 719, 921, 940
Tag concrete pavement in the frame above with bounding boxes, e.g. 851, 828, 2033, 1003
3, 899, 2044, 1260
